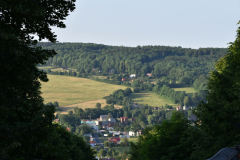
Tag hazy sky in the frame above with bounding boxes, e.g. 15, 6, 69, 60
48, 0, 240, 49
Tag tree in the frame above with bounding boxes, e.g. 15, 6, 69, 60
192, 21, 240, 159
96, 103, 101, 109
129, 112, 194, 160
54, 101, 59, 108
122, 137, 129, 147
184, 96, 191, 106
0, 0, 96, 159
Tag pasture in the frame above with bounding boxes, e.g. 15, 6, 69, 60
40, 75, 127, 113
172, 87, 197, 97
129, 91, 178, 108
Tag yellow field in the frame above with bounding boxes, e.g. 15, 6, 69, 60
38, 66, 76, 72
129, 91, 178, 108
40, 75, 128, 113
172, 87, 197, 97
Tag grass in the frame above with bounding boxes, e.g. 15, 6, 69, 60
114, 147, 130, 153
40, 75, 127, 114
172, 87, 197, 97
120, 137, 138, 144
129, 90, 178, 108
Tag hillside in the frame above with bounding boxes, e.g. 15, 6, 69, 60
38, 42, 227, 87
41, 75, 128, 109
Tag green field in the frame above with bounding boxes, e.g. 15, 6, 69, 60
129, 91, 178, 108
172, 87, 197, 97
114, 147, 130, 154
40, 75, 128, 113
120, 137, 138, 144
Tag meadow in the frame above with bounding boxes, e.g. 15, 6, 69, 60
41, 75, 127, 113
172, 87, 197, 97
129, 91, 178, 108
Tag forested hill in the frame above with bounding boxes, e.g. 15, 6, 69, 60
38, 42, 227, 83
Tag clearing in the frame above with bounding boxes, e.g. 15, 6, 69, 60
172, 87, 197, 97
129, 90, 178, 108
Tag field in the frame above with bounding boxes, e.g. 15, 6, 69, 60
114, 147, 130, 154
172, 87, 197, 97
129, 91, 178, 108
38, 66, 77, 72
40, 75, 127, 114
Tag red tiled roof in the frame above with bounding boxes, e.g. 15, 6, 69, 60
109, 137, 120, 142
66, 127, 71, 132
90, 141, 96, 144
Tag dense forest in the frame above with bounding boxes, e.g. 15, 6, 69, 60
38, 42, 227, 87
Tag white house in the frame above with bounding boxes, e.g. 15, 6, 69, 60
129, 74, 136, 78
183, 106, 188, 110
129, 131, 135, 136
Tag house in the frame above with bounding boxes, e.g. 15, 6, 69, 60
100, 115, 108, 121
120, 117, 128, 125
61, 67, 68, 71
136, 130, 142, 136
108, 118, 116, 122
176, 107, 182, 111
129, 74, 136, 78
53, 119, 59, 123
122, 78, 126, 81
183, 106, 188, 110
66, 127, 71, 132
129, 131, 135, 136
90, 141, 97, 146
108, 137, 121, 144
92, 68, 96, 72
81, 121, 96, 127
108, 69, 115, 73
146, 73, 152, 77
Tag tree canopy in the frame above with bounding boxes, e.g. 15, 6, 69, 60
0, 0, 95, 159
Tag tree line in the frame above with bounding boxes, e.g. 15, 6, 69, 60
38, 42, 227, 86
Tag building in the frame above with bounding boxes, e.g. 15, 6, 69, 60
90, 141, 97, 146
120, 117, 128, 124
53, 119, 59, 123
66, 127, 71, 132
108, 69, 115, 73
122, 78, 126, 81
130, 74, 136, 78
108, 137, 121, 144
154, 107, 159, 110
81, 121, 96, 127
176, 106, 182, 111
100, 115, 108, 121
108, 118, 116, 122
129, 131, 135, 136
61, 67, 68, 71
183, 106, 188, 110
146, 73, 152, 77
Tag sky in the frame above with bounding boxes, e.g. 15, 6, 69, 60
47, 0, 240, 49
